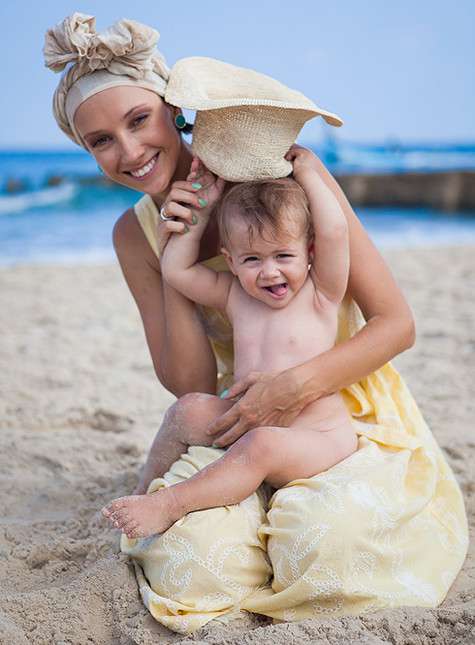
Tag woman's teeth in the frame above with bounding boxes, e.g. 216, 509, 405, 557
129, 155, 157, 178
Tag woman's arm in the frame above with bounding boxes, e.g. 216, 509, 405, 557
307, 149, 416, 375
207, 146, 415, 446
113, 209, 218, 397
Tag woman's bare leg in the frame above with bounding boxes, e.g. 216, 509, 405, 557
133, 392, 233, 494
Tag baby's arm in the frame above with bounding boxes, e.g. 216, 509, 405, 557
161, 167, 233, 311
289, 147, 349, 305
161, 212, 233, 310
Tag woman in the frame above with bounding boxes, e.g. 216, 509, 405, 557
44, 13, 468, 635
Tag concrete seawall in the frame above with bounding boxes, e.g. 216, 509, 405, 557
335, 171, 475, 212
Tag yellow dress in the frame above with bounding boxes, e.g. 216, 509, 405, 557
121, 194, 468, 634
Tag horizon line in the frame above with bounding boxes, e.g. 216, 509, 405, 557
1, 138, 475, 154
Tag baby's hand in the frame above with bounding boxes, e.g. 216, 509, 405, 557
187, 157, 225, 217
285, 144, 321, 183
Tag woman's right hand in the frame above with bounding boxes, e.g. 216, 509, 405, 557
188, 157, 225, 210
157, 158, 224, 257
156, 179, 202, 257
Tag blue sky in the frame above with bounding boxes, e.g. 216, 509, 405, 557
2, 0, 474, 148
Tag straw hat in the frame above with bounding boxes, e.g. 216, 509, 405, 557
165, 57, 343, 181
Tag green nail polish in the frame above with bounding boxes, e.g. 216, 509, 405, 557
192, 182, 202, 190
191, 213, 198, 225
184, 224, 190, 233
198, 198, 208, 207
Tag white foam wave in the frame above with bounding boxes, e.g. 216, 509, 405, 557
0, 183, 77, 215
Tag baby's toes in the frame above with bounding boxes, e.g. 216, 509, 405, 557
113, 496, 130, 510
102, 510, 122, 528
101, 503, 114, 518
114, 511, 132, 528
124, 521, 141, 539
102, 497, 126, 517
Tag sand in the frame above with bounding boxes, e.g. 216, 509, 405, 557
0, 245, 473, 644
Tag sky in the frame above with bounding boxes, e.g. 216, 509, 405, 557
2, 0, 474, 149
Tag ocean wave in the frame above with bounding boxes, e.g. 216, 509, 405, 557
0, 183, 77, 215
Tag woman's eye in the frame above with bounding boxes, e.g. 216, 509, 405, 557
243, 256, 259, 263
277, 253, 293, 259
91, 135, 111, 148
132, 114, 149, 128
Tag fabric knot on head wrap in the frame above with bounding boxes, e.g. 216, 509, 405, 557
44, 13, 170, 146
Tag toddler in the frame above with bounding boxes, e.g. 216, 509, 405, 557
102, 147, 357, 538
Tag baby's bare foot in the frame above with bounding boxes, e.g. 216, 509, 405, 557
101, 488, 180, 539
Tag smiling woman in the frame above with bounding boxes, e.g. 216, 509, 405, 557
43, 11, 468, 636
74, 88, 188, 195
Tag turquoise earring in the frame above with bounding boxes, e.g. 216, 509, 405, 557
97, 164, 104, 175
175, 114, 186, 130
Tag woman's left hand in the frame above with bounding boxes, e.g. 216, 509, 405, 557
207, 370, 307, 447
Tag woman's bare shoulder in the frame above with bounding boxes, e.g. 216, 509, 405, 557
113, 208, 161, 271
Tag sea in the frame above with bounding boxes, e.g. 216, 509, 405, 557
1, 141, 475, 265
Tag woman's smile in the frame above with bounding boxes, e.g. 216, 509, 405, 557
126, 153, 160, 180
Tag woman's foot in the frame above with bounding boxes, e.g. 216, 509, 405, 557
101, 487, 181, 538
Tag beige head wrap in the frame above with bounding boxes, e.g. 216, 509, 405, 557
44, 13, 170, 146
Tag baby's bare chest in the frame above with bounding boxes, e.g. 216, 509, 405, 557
231, 287, 338, 377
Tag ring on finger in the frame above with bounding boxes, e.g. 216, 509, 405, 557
159, 205, 174, 222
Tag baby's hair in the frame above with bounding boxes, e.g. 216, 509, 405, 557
218, 177, 312, 249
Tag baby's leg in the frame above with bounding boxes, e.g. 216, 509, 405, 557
104, 425, 354, 538
133, 393, 233, 494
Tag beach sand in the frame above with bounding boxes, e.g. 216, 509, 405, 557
1, 245, 473, 644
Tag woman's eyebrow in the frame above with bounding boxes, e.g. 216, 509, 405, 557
122, 103, 150, 120
83, 128, 107, 140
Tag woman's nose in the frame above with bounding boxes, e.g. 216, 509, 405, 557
118, 135, 145, 167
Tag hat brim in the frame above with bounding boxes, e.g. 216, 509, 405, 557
165, 56, 343, 127
190, 100, 343, 128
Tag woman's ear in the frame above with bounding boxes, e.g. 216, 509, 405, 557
221, 247, 237, 275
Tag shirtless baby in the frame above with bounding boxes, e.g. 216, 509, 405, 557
102, 147, 357, 538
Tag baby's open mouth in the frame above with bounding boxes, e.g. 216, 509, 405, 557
263, 283, 288, 297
